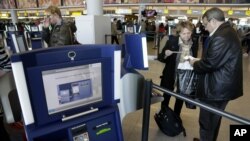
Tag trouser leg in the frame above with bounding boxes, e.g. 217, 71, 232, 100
174, 98, 184, 116
199, 100, 228, 141
161, 93, 171, 108
114, 36, 119, 44
111, 36, 115, 44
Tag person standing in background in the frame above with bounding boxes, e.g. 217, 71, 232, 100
158, 22, 166, 39
228, 18, 237, 31
140, 19, 146, 33
164, 18, 169, 35
190, 7, 243, 141
111, 18, 119, 45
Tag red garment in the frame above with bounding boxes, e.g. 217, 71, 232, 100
159, 26, 165, 33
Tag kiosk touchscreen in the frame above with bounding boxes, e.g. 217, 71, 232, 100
30, 26, 39, 32
42, 63, 102, 115
7, 25, 16, 32
11, 45, 123, 141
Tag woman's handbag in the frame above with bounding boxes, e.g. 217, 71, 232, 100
177, 69, 199, 95
177, 63, 199, 109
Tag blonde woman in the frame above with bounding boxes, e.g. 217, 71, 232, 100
159, 21, 197, 117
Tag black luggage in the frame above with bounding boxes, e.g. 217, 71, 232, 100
154, 105, 186, 137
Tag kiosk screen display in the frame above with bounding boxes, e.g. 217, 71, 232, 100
31, 26, 39, 32
8, 26, 16, 31
42, 63, 102, 115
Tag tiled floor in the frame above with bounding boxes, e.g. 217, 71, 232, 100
122, 39, 250, 141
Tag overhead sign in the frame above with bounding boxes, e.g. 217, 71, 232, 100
202, 10, 206, 14
246, 10, 250, 16
115, 9, 132, 14
71, 11, 82, 16
228, 10, 234, 15
164, 9, 169, 14
187, 9, 192, 14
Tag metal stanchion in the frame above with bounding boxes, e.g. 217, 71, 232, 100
105, 34, 108, 44
156, 33, 161, 60
141, 79, 152, 141
140, 82, 250, 141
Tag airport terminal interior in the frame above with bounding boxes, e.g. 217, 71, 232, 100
1, 0, 250, 141
122, 40, 250, 141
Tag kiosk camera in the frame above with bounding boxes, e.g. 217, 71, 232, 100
11, 45, 123, 141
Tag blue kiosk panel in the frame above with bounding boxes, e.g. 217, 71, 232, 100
11, 45, 123, 141
29, 25, 43, 50
123, 33, 148, 70
6, 31, 25, 53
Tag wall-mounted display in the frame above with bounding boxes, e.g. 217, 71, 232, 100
38, 0, 61, 8
0, 0, 16, 9
63, 0, 84, 6
103, 0, 121, 4
16, 0, 37, 9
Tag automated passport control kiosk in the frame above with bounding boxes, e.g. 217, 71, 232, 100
28, 25, 43, 50
5, 25, 26, 54
119, 33, 149, 120
11, 45, 123, 141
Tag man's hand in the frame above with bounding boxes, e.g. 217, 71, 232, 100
43, 17, 50, 28
189, 58, 200, 66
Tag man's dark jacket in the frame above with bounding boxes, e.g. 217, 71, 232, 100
42, 21, 73, 47
193, 22, 243, 101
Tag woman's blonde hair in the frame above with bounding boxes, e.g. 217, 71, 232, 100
175, 21, 194, 35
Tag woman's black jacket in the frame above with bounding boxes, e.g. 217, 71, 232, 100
158, 35, 198, 91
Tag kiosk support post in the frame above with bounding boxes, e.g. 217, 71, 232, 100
141, 79, 152, 141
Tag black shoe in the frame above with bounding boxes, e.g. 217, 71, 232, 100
193, 138, 200, 141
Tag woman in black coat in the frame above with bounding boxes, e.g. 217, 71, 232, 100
159, 21, 198, 116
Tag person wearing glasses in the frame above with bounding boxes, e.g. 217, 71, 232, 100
42, 6, 74, 47
190, 7, 243, 141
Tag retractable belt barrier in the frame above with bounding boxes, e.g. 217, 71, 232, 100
141, 79, 250, 141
